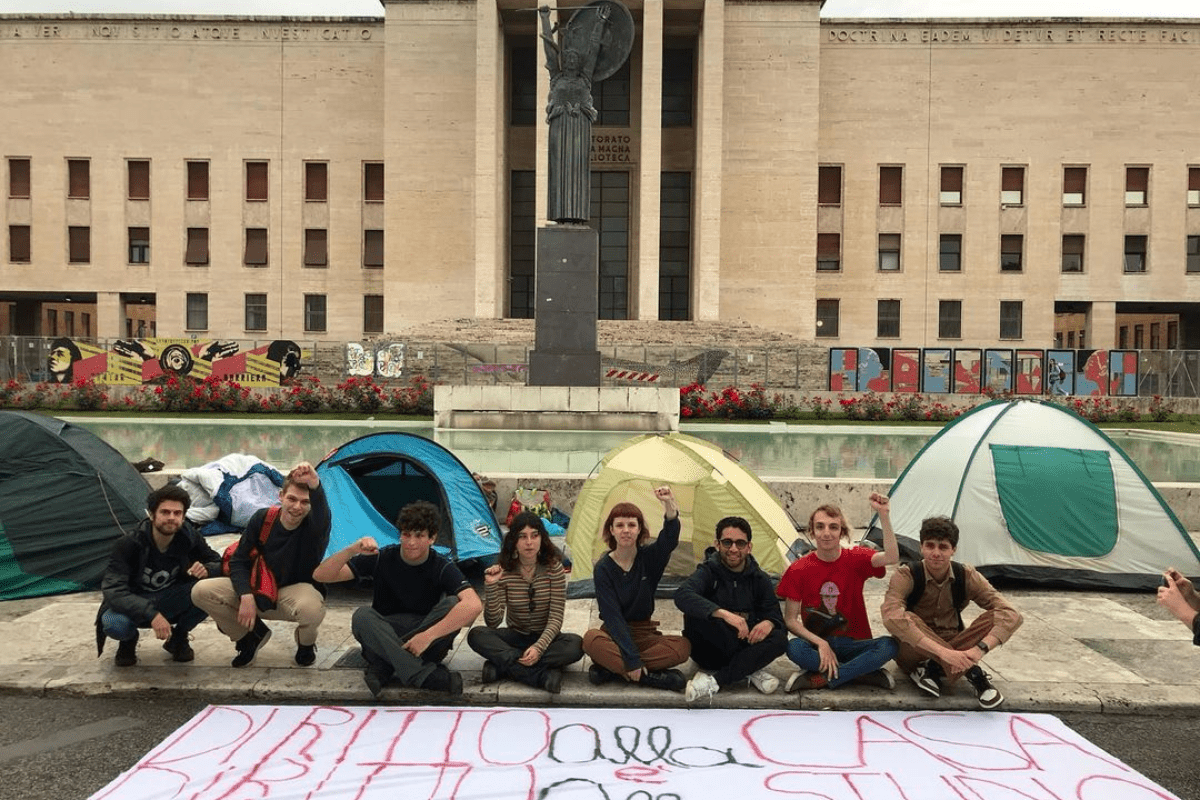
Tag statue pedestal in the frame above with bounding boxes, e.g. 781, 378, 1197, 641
529, 224, 601, 386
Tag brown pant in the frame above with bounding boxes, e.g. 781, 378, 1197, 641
191, 577, 326, 646
583, 619, 691, 677
895, 609, 996, 684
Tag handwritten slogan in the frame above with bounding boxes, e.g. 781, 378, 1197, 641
90, 706, 1177, 800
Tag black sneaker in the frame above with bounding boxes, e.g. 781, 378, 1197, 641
295, 643, 316, 667
588, 663, 617, 685
114, 637, 138, 667
481, 661, 500, 684
422, 665, 464, 695
541, 668, 564, 694
163, 629, 194, 663
638, 669, 686, 693
231, 620, 271, 668
364, 666, 389, 699
964, 665, 1003, 709
910, 660, 943, 698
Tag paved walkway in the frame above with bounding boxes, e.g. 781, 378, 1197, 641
2, 577, 1196, 714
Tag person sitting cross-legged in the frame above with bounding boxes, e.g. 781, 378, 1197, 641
675, 516, 787, 702
880, 516, 1024, 709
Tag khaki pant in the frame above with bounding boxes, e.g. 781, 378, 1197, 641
894, 609, 997, 684
583, 620, 690, 676
191, 577, 325, 647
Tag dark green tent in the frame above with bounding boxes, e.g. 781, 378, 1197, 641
0, 411, 149, 599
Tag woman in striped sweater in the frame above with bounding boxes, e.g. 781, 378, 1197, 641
467, 511, 583, 693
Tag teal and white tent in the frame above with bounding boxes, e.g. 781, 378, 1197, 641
875, 399, 1200, 589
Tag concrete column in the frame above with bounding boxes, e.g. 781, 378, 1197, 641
96, 292, 123, 339
636, 0, 664, 320
475, 0, 503, 317
1089, 301, 1117, 349
693, 0, 724, 321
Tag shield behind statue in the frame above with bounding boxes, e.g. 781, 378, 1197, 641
567, 0, 634, 83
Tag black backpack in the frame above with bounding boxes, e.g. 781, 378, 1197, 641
904, 560, 968, 632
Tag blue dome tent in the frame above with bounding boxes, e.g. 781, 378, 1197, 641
317, 432, 500, 566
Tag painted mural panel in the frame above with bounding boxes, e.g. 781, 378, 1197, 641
892, 349, 920, 393
43, 338, 304, 386
953, 348, 981, 394
1015, 350, 1043, 394
984, 349, 1014, 394
828, 348, 857, 391
922, 348, 951, 393
1046, 350, 1075, 396
856, 348, 891, 392
1108, 349, 1138, 396
345, 343, 373, 377
1076, 349, 1107, 396
375, 343, 405, 378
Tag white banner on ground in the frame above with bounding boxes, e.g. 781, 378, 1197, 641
90, 706, 1178, 800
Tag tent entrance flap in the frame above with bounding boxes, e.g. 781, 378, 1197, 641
345, 456, 442, 529
990, 444, 1118, 558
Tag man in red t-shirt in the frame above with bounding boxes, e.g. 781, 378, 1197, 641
776, 493, 899, 691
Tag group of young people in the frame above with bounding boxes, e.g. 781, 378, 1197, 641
98, 467, 1041, 706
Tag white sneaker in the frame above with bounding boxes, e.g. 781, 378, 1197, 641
748, 669, 780, 695
685, 671, 719, 702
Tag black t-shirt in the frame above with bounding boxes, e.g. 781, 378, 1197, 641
137, 547, 181, 594
348, 546, 470, 617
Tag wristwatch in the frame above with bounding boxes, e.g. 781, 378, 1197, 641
977, 640, 990, 654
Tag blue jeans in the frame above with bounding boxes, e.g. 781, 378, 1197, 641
101, 582, 208, 642
785, 635, 898, 688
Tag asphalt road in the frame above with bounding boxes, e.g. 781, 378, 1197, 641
0, 695, 1195, 800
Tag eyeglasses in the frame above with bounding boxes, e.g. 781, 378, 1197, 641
719, 538, 750, 550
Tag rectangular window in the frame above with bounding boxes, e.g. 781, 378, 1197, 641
364, 294, 384, 334
304, 228, 328, 267
877, 299, 900, 338
1062, 234, 1085, 273
1189, 167, 1200, 206
1000, 300, 1023, 339
9, 158, 30, 198
510, 46, 537, 126
1151, 322, 1161, 350
128, 227, 149, 264
658, 172, 692, 320
940, 166, 963, 205
1134, 325, 1144, 349
47, 309, 56, 336
594, 61, 630, 126
68, 226, 90, 263
939, 234, 962, 272
815, 299, 839, 338
64, 311, 74, 337
661, 47, 694, 127
246, 161, 268, 202
939, 300, 962, 339
364, 162, 384, 202
509, 170, 536, 319
1078, 329, 1087, 349
1189, 236, 1200, 273
187, 161, 209, 200
1118, 326, 1129, 349
818, 165, 842, 205
1124, 235, 1147, 273
878, 233, 901, 271
363, 229, 384, 268
244, 228, 268, 266
185, 227, 209, 265
67, 159, 89, 199
186, 293, 208, 331
1000, 234, 1023, 272
305, 162, 327, 202
1001, 166, 1024, 206
879, 166, 903, 205
245, 293, 267, 331
127, 160, 150, 200
304, 294, 327, 332
816, 233, 841, 272
1067, 331, 1076, 348
1063, 166, 1087, 205
81, 312, 90, 336
9, 225, 30, 263
1125, 166, 1149, 206
1169, 320, 1179, 349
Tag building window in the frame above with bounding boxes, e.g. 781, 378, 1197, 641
64, 311, 74, 337
1189, 167, 1200, 206
364, 294, 384, 334
68, 226, 90, 263
939, 300, 962, 339
1067, 331, 1076, 348
304, 229, 328, 267
510, 46, 537, 126
1062, 234, 1085, 273
128, 227, 149, 264
1000, 235, 1023, 272
187, 161, 209, 200
815, 299, 839, 338
246, 161, 268, 202
9, 225, 30, 263
659, 172, 691, 320
1001, 166, 1024, 206
185, 227, 209, 265
1150, 322, 1161, 349
305, 162, 327, 202
878, 233, 901, 271
1189, 236, 1200, 274
939, 234, 962, 272
879, 166, 902, 205
127, 160, 150, 200
940, 166, 963, 205
509, 170, 535, 319
81, 312, 90, 336
186, 293, 208, 331
594, 61, 630, 126
304, 294, 327, 332
1133, 325, 1144, 349
593, 170, 630, 319
1125, 166, 1149, 206
816, 233, 840, 272
8, 158, 30, 198
67, 159, 89, 199
1124, 235, 1147, 273
1000, 300, 1023, 340
245, 293, 267, 331
363, 229, 384, 268
1118, 326, 1129, 349
47, 309, 57, 336
818, 165, 842, 205
877, 299, 900, 338
1063, 166, 1087, 206
662, 47, 694, 127
364, 162, 384, 202
244, 228, 268, 267
1169, 320, 1179, 348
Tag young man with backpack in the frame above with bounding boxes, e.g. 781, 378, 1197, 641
880, 516, 1023, 709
